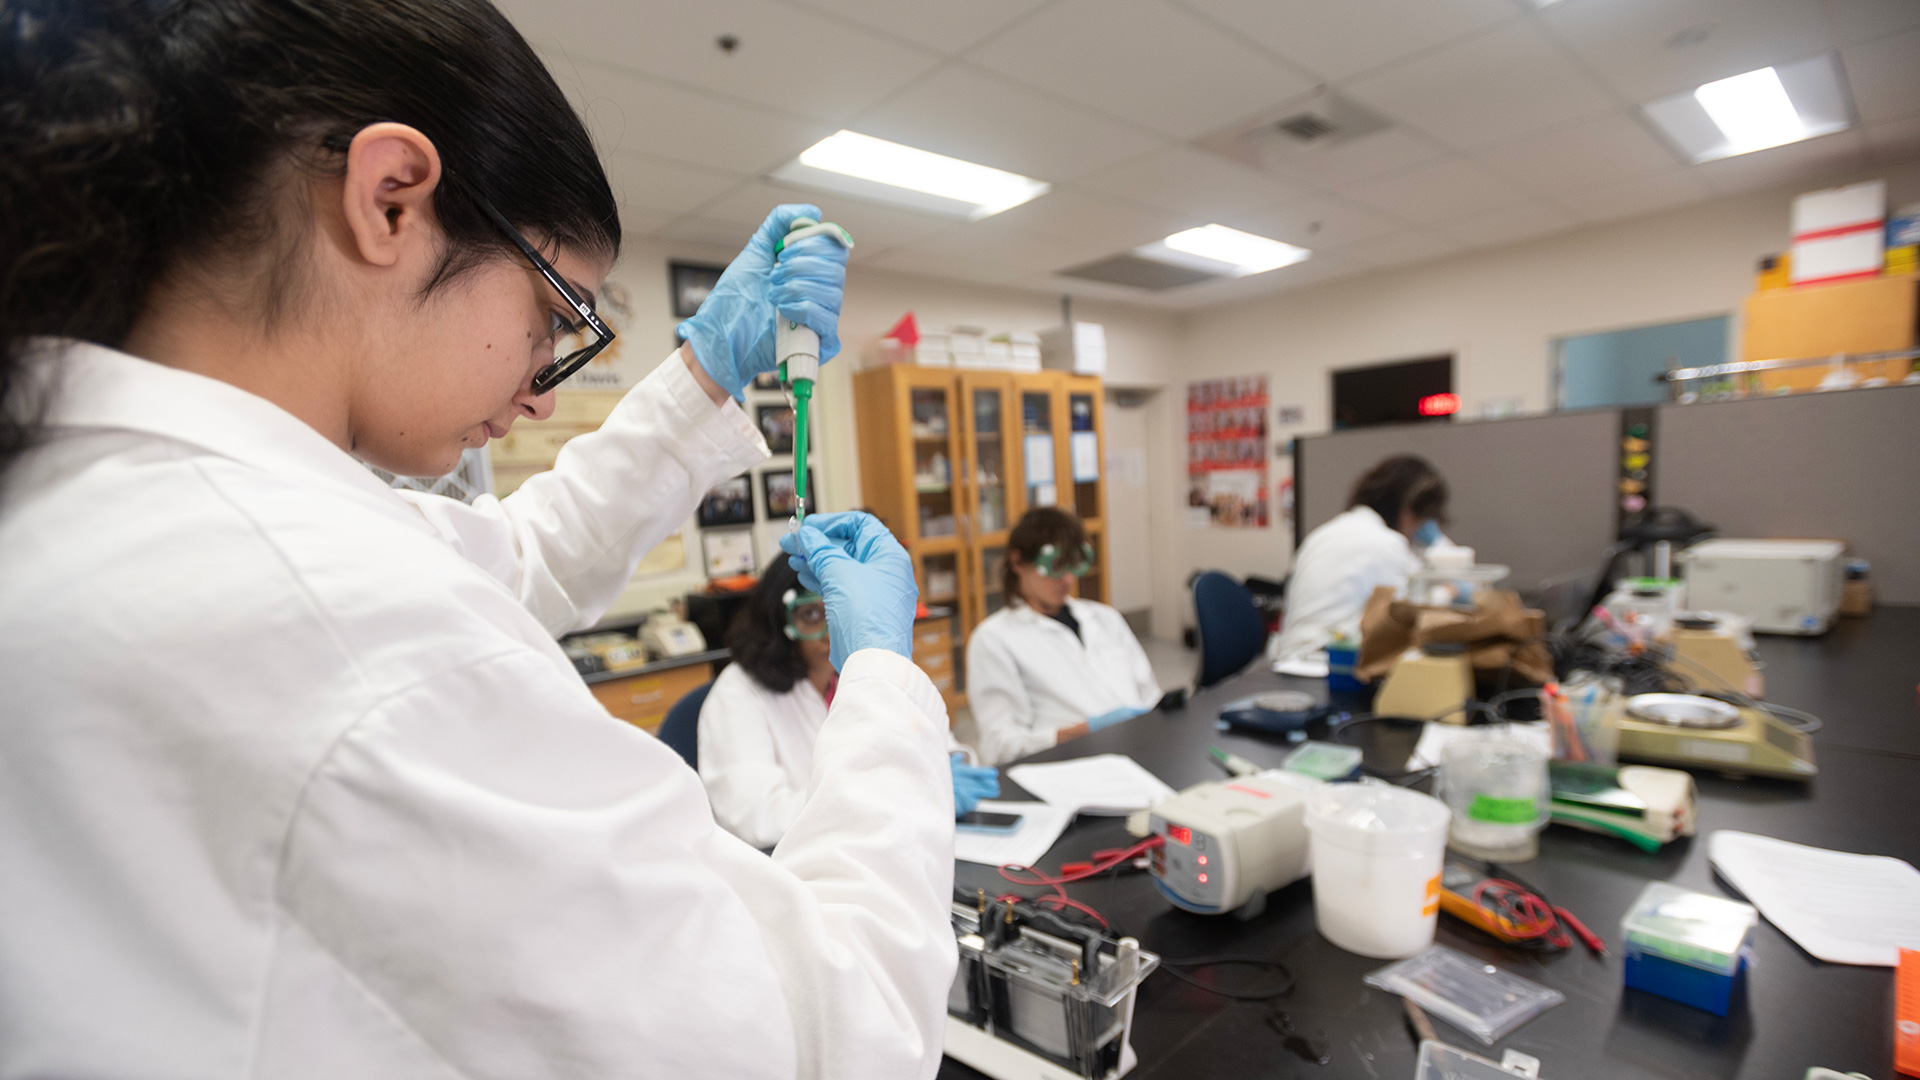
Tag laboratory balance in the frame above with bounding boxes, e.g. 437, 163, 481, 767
1615, 693, 1816, 780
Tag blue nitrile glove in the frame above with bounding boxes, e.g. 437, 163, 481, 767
675, 204, 848, 399
780, 511, 917, 671
1086, 706, 1149, 732
951, 753, 1001, 817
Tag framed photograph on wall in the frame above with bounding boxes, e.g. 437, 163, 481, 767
669, 261, 725, 321
701, 529, 755, 578
696, 473, 754, 528
755, 403, 796, 454
762, 468, 816, 519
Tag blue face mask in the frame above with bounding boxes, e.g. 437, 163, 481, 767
1413, 519, 1442, 548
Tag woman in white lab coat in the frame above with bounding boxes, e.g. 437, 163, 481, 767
966, 507, 1164, 766
700, 557, 1000, 848
1269, 455, 1453, 666
0, 3, 952, 1077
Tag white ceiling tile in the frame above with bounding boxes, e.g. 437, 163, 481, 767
965, 189, 1189, 247
563, 60, 835, 175
1346, 158, 1532, 223
1864, 115, 1920, 165
1260, 128, 1452, 188
912, 220, 1131, 276
1538, 0, 1836, 102
1216, 195, 1404, 250
1823, 0, 1920, 47
1340, 228, 1472, 269
848, 64, 1164, 182
509, 0, 940, 122
965, 0, 1317, 139
1441, 199, 1582, 248
688, 180, 958, 249
1842, 26, 1920, 125
601, 151, 749, 216
861, 247, 1031, 287
1176, 0, 1520, 82
1561, 167, 1716, 225
657, 215, 769, 250
1342, 20, 1617, 151
1070, 146, 1313, 219
784, 0, 1052, 55
609, 207, 680, 241
1691, 128, 1871, 195
1471, 111, 1684, 195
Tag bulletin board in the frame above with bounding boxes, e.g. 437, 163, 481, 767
1186, 375, 1270, 528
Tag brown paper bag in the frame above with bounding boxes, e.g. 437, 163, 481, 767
1357, 587, 1553, 686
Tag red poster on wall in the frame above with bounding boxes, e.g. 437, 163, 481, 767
1185, 375, 1269, 529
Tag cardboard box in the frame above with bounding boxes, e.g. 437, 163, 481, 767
1741, 273, 1917, 391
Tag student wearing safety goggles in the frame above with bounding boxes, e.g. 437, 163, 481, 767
701, 557, 999, 848
966, 507, 1166, 767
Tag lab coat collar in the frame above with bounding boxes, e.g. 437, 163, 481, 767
34, 339, 434, 531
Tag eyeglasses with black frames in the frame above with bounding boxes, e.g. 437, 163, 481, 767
467, 192, 616, 395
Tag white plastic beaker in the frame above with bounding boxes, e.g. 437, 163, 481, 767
1305, 784, 1452, 959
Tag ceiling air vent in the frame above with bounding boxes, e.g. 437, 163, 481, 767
1196, 89, 1392, 171
1276, 113, 1340, 143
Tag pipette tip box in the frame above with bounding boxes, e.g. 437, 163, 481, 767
1620, 881, 1756, 1016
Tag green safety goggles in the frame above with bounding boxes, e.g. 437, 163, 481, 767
782, 589, 828, 641
1034, 542, 1094, 579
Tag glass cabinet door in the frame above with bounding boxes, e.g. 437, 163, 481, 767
919, 550, 959, 608
1019, 387, 1056, 510
908, 385, 956, 543
967, 384, 1010, 534
1068, 389, 1102, 523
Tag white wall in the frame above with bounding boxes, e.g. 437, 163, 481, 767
1151, 157, 1920, 639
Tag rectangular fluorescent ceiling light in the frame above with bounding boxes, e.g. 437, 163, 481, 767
1134, 224, 1309, 277
1642, 54, 1853, 164
770, 131, 1049, 221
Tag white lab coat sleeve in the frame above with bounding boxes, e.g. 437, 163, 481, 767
699, 670, 810, 850
762, 648, 956, 1080
280, 644, 953, 1080
965, 622, 1057, 767
399, 352, 768, 636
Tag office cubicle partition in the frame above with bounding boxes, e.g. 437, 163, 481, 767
1295, 383, 1920, 604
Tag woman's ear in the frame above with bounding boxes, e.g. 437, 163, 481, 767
340, 122, 443, 270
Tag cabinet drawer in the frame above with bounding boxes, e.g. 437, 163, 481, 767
915, 650, 952, 677
912, 620, 952, 657
590, 664, 712, 733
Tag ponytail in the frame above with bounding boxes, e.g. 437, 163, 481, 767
1, 0, 177, 465
0, 0, 621, 474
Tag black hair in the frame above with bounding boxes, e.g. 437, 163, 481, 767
725, 555, 811, 694
0, 0, 620, 472
1348, 454, 1448, 529
1004, 506, 1088, 606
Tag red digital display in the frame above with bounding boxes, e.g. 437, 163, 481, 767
1167, 825, 1192, 846
1418, 392, 1461, 417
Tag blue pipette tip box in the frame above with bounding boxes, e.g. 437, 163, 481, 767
1619, 881, 1756, 1016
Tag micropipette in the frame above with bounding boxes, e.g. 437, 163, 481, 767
772, 217, 853, 529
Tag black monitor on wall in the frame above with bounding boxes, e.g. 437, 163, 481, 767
1331, 355, 1455, 429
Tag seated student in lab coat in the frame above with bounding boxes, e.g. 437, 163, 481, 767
701, 556, 1000, 848
0, 3, 954, 1076
1269, 454, 1453, 666
966, 507, 1164, 766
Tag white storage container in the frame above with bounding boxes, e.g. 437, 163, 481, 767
1679, 539, 1846, 635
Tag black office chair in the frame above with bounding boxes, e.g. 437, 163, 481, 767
1191, 570, 1269, 689
656, 681, 713, 770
